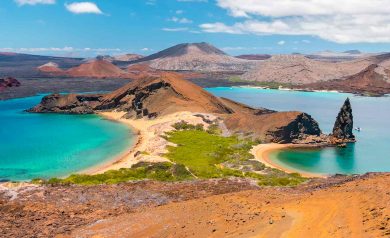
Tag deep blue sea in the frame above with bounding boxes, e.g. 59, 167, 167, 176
207, 87, 390, 176
0, 95, 134, 181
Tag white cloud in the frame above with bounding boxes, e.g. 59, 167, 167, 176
202, 0, 390, 43
162, 27, 189, 32
15, 0, 55, 6
176, 10, 184, 14
168, 16, 193, 24
277, 40, 285, 45
141, 48, 151, 51
216, 0, 390, 18
65, 2, 103, 14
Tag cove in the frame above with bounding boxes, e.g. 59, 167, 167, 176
207, 87, 390, 175
0, 95, 134, 181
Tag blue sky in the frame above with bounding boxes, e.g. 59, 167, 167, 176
1, 0, 390, 57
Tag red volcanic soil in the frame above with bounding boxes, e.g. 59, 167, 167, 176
38, 62, 65, 76
66, 60, 128, 79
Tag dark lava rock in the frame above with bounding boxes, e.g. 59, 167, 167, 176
332, 98, 355, 142
27, 93, 101, 114
0, 77, 21, 90
269, 112, 322, 143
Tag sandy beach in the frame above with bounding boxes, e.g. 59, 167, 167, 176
84, 111, 218, 174
251, 143, 328, 178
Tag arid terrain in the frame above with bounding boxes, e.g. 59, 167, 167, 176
1, 173, 389, 238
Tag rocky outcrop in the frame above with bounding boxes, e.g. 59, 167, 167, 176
27, 94, 102, 114
29, 72, 326, 143
266, 113, 321, 143
0, 77, 20, 90
332, 98, 355, 142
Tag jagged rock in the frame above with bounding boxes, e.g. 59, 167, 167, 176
332, 98, 355, 142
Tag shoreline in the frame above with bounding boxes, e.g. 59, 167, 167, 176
87, 112, 330, 178
251, 143, 328, 178
83, 111, 218, 175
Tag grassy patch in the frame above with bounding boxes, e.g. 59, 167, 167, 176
165, 130, 256, 178
35, 123, 307, 187
164, 129, 307, 186
35, 162, 194, 185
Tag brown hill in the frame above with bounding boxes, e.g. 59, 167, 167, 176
29, 72, 322, 143
37, 62, 65, 76
243, 55, 370, 85
66, 59, 128, 78
134, 42, 257, 72
299, 64, 390, 95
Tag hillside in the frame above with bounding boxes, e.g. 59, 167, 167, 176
299, 64, 390, 95
242, 53, 390, 87
135, 42, 258, 72
66, 59, 128, 78
37, 62, 65, 76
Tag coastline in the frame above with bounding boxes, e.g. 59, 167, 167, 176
251, 143, 328, 178
86, 111, 329, 178
83, 111, 218, 175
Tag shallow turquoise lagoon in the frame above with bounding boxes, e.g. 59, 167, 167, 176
207, 87, 390, 175
0, 95, 134, 181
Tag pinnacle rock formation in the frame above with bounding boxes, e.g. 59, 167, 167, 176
332, 98, 355, 142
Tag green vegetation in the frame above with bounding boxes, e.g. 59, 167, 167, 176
35, 121, 306, 187
34, 162, 193, 185
165, 128, 306, 186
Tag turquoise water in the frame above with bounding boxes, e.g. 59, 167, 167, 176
207, 87, 390, 175
0, 95, 134, 181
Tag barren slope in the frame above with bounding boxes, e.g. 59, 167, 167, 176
68, 173, 390, 238
66, 59, 128, 78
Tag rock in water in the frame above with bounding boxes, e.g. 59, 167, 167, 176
332, 98, 355, 142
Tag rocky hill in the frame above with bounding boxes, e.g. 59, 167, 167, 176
243, 55, 370, 85
298, 64, 390, 96
134, 42, 258, 72
37, 62, 65, 76
29, 72, 323, 143
243, 53, 390, 89
65, 59, 129, 79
